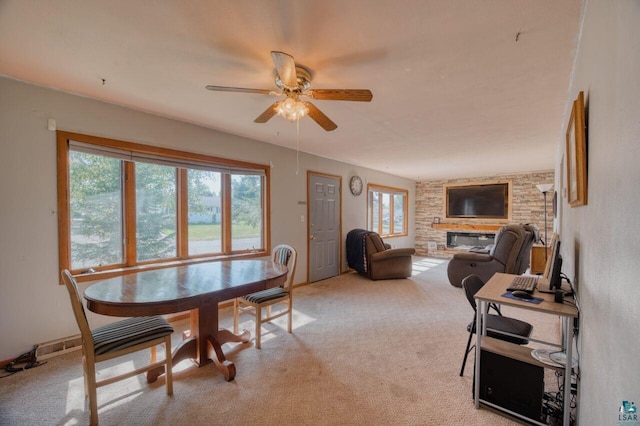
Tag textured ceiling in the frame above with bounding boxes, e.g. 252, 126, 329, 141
0, 0, 582, 180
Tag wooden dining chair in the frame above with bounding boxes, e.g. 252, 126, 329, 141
233, 244, 297, 349
61, 270, 174, 425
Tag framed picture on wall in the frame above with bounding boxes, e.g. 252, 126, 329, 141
566, 91, 587, 207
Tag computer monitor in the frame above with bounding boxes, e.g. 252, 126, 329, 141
543, 234, 563, 291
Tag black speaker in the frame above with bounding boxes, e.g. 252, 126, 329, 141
479, 350, 544, 421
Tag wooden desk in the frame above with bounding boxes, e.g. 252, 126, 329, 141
473, 273, 578, 425
84, 259, 288, 382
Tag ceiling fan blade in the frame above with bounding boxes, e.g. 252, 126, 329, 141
306, 89, 373, 102
304, 102, 337, 131
271, 51, 298, 89
206, 85, 274, 95
254, 102, 279, 123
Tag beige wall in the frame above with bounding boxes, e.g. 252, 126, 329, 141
415, 171, 554, 256
0, 77, 415, 361
558, 0, 640, 423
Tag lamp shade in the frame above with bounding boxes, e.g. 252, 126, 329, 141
536, 183, 554, 193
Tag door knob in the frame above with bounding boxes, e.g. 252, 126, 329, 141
310, 235, 316, 240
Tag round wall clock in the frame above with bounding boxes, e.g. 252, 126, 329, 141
349, 176, 363, 196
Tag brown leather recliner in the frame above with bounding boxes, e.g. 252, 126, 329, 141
365, 232, 416, 280
446, 224, 538, 288
346, 229, 416, 280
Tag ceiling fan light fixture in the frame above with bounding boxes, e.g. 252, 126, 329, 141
206, 51, 370, 131
276, 97, 308, 122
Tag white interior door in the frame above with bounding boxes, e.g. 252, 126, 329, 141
308, 173, 340, 283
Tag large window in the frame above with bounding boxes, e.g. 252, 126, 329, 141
58, 132, 269, 279
367, 184, 408, 237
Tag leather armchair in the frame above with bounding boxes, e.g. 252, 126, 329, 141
446, 224, 538, 288
347, 229, 416, 280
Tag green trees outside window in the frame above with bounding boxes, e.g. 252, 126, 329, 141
61, 133, 268, 274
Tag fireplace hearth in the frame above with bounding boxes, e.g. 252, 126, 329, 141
447, 231, 495, 250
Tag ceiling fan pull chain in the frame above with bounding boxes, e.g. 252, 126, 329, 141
296, 118, 300, 175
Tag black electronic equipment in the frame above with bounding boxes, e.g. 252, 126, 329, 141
446, 183, 509, 219
478, 350, 544, 421
549, 253, 563, 291
543, 237, 563, 292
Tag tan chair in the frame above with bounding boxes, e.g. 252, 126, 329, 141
61, 270, 174, 426
233, 244, 297, 349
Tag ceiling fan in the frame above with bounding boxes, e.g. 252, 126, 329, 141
206, 51, 373, 131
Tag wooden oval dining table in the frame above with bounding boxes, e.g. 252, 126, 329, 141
83, 259, 288, 382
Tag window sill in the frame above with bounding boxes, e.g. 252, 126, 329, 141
378, 233, 408, 239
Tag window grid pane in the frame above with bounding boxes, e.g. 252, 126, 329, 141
394, 194, 405, 234
381, 193, 391, 235
371, 192, 380, 232
187, 169, 222, 255
230, 174, 263, 251
135, 163, 177, 261
69, 151, 124, 270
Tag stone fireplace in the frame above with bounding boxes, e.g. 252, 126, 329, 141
447, 231, 495, 250
414, 170, 554, 257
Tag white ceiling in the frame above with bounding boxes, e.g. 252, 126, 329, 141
0, 0, 582, 180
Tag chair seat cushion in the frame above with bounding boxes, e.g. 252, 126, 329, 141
467, 314, 532, 345
242, 287, 288, 304
92, 316, 174, 356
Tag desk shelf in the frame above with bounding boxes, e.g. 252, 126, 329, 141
481, 337, 563, 372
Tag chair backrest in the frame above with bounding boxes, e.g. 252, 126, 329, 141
490, 225, 527, 272
364, 232, 387, 255
461, 274, 486, 313
272, 244, 297, 290
61, 270, 95, 354
515, 224, 538, 274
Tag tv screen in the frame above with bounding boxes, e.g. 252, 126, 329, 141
446, 183, 509, 219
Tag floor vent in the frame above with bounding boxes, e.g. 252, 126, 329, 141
35, 335, 82, 360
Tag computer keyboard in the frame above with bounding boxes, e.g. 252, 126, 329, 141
507, 275, 538, 293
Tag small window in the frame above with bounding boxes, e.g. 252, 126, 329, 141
367, 184, 408, 237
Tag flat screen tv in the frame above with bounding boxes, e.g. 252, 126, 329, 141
446, 183, 509, 219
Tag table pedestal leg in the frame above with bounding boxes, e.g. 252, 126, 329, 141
147, 336, 198, 383
218, 328, 251, 345
146, 305, 251, 383
207, 337, 236, 381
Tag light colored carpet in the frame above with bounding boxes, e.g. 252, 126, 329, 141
0, 258, 559, 425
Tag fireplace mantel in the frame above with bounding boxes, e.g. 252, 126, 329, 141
431, 223, 503, 231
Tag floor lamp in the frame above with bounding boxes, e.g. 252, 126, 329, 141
536, 183, 554, 261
